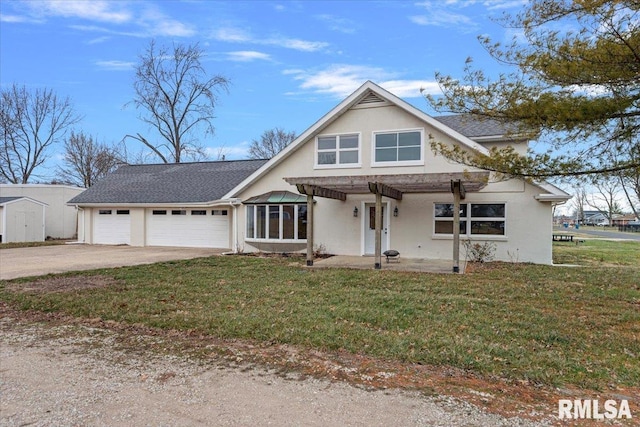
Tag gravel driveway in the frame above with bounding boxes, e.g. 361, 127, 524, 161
0, 315, 551, 427
0, 244, 222, 280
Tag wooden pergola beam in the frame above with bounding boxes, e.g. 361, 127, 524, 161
451, 179, 465, 273
295, 184, 347, 201
367, 182, 403, 200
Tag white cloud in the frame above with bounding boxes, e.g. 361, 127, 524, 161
285, 65, 439, 99
15, 1, 194, 38
0, 13, 42, 23
211, 26, 328, 52
138, 5, 195, 37
410, 0, 526, 29
269, 37, 328, 52
95, 60, 135, 71
212, 27, 252, 43
383, 80, 440, 97
87, 36, 110, 44
32, 0, 132, 23
315, 14, 357, 34
227, 51, 272, 62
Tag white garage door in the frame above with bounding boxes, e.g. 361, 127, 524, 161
146, 208, 230, 248
93, 209, 131, 245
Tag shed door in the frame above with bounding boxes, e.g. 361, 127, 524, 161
146, 209, 229, 248
15, 211, 37, 242
93, 209, 131, 245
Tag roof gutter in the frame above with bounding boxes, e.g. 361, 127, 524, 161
66, 199, 238, 208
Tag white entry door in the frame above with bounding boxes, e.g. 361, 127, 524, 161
363, 203, 389, 255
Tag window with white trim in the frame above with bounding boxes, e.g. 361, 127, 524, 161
246, 204, 307, 241
434, 203, 506, 236
316, 134, 360, 167
373, 129, 423, 165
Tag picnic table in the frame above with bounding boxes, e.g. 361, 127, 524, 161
552, 234, 574, 242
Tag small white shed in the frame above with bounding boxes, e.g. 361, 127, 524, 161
0, 196, 47, 243
0, 184, 84, 239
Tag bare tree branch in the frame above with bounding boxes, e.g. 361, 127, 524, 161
126, 40, 229, 163
1, 84, 81, 183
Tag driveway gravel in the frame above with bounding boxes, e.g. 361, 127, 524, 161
0, 315, 551, 427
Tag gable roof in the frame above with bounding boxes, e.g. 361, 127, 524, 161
223, 81, 491, 199
0, 196, 48, 206
68, 159, 267, 205
433, 115, 520, 140
0, 196, 22, 205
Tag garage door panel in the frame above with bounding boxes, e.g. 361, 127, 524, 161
94, 209, 130, 245
146, 209, 229, 248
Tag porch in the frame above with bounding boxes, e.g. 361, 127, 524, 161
285, 172, 489, 273
309, 255, 467, 274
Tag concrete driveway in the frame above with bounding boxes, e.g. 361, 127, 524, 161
0, 245, 225, 280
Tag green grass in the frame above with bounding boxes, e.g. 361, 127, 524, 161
0, 240, 68, 249
1, 243, 639, 391
553, 239, 640, 266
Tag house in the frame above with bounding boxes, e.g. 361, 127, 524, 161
0, 184, 84, 240
611, 213, 639, 226
0, 196, 46, 243
71, 81, 570, 265
581, 210, 609, 226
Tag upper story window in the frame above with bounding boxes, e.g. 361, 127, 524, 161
373, 129, 423, 166
316, 133, 360, 168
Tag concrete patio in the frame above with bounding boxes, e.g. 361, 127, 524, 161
309, 255, 466, 274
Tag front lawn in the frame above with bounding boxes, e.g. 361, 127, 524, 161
1, 242, 639, 392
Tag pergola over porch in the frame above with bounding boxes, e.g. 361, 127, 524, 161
284, 172, 490, 273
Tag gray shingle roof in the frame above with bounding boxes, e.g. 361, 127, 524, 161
0, 196, 22, 205
68, 159, 268, 205
434, 115, 519, 138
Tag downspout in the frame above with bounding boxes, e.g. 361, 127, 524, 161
75, 206, 84, 243
229, 199, 242, 253
42, 203, 47, 241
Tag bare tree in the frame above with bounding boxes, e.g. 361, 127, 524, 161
56, 131, 125, 188
615, 147, 640, 219
587, 174, 624, 224
125, 40, 229, 163
570, 185, 588, 224
0, 84, 81, 183
248, 127, 296, 159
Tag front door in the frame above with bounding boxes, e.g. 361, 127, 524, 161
363, 203, 388, 255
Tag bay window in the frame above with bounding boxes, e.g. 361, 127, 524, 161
246, 204, 307, 241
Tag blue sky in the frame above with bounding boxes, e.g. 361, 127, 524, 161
1, 0, 528, 178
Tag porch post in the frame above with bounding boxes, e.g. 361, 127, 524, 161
306, 193, 314, 266
375, 189, 382, 269
452, 180, 461, 273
